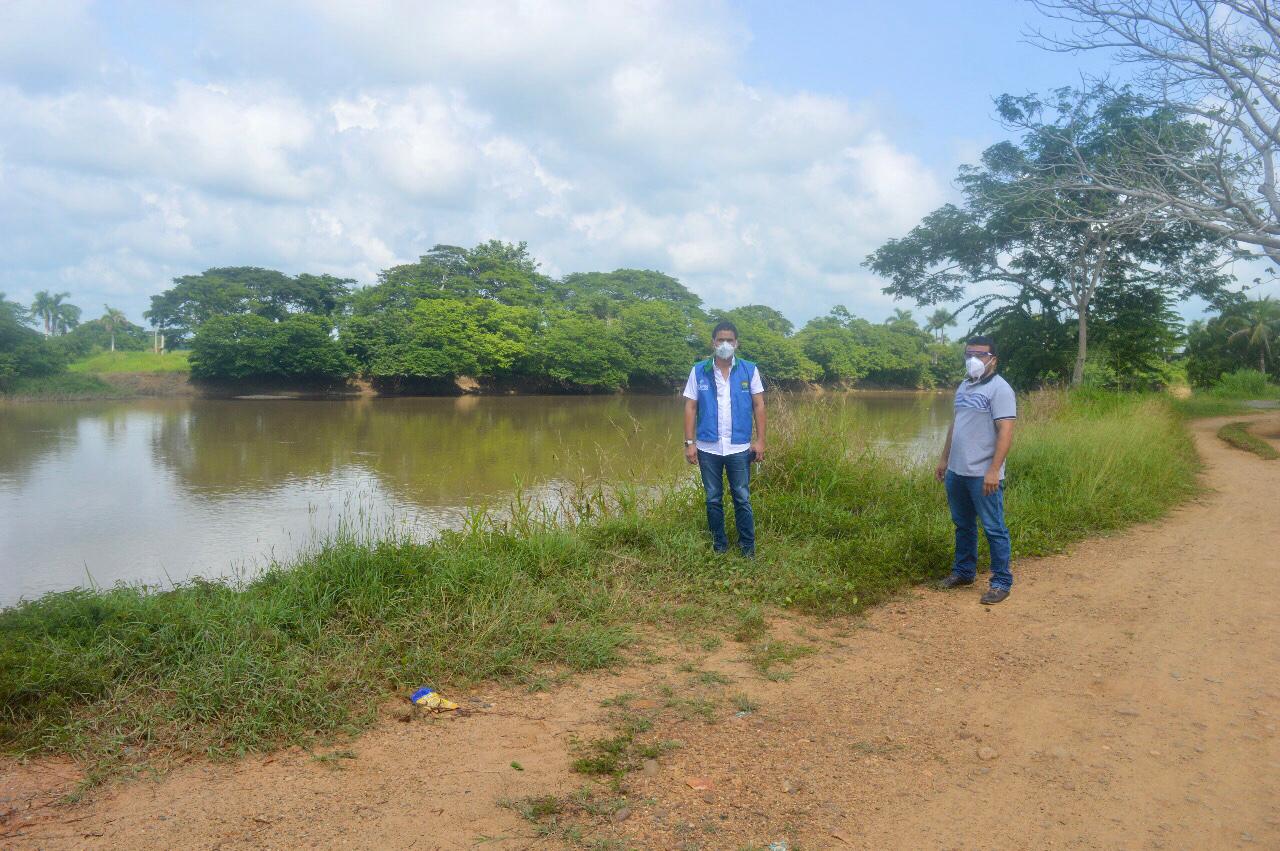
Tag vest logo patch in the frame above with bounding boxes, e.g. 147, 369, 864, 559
698, 380, 710, 392
740, 380, 748, 389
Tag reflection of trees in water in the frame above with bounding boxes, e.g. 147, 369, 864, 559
150, 396, 682, 504
0, 403, 88, 484
147, 393, 952, 507
149, 400, 367, 495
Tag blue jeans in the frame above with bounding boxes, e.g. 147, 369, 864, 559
944, 470, 1012, 590
697, 449, 755, 556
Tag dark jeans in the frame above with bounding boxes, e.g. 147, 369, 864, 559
697, 449, 754, 556
944, 470, 1013, 590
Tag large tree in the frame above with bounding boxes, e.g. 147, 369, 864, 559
1027, 0, 1280, 269
146, 267, 354, 340
866, 86, 1237, 384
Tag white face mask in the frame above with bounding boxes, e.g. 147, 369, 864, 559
965, 356, 987, 380
714, 340, 736, 360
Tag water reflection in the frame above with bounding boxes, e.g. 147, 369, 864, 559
0, 393, 952, 606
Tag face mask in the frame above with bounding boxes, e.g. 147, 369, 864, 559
714, 341, 736, 360
965, 356, 987, 380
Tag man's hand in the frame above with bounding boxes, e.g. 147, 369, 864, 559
983, 467, 1001, 496
684, 444, 698, 465
750, 440, 765, 463
935, 460, 948, 482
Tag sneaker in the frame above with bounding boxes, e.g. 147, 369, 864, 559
980, 587, 1010, 605
937, 574, 975, 590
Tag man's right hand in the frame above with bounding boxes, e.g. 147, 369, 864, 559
685, 444, 698, 465
935, 460, 948, 482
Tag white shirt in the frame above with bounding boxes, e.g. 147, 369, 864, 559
682, 358, 765, 456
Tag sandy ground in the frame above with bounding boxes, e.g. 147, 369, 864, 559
3, 414, 1278, 850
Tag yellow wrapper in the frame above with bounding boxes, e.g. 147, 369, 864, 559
413, 691, 458, 711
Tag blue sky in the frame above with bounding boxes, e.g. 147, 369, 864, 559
0, 0, 1248, 330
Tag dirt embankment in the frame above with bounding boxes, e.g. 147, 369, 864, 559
3, 414, 1278, 849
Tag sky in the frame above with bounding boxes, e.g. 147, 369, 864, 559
2, 0, 1239, 330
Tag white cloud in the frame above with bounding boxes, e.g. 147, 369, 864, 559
0, 0, 946, 325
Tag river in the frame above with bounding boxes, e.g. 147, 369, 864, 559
0, 393, 952, 607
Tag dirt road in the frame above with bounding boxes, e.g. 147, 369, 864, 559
4, 414, 1278, 849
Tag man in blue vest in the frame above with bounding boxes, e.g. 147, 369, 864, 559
682, 320, 766, 557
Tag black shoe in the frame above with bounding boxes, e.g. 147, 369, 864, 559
937, 574, 975, 590
980, 587, 1010, 605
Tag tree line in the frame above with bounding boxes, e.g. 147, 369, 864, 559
150, 245, 963, 391
4, 241, 1276, 394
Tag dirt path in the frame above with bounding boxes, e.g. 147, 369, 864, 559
4, 415, 1278, 849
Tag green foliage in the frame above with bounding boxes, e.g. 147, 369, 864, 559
1210, 369, 1279, 399
190, 314, 351, 382
56, 314, 151, 358
1186, 298, 1280, 386
559, 269, 704, 321
795, 307, 952, 388
716, 307, 818, 383
343, 299, 534, 386
27, 290, 81, 337
534, 314, 629, 390
146, 267, 354, 341
354, 242, 551, 314
0, 295, 67, 391
618, 301, 699, 386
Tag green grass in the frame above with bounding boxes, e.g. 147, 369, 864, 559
0, 373, 127, 400
1217, 422, 1279, 460
68, 350, 191, 374
0, 391, 1200, 773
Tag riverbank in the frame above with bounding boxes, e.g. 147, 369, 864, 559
0, 390, 1199, 779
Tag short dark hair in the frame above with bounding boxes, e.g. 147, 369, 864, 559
966, 335, 997, 356
712, 320, 738, 340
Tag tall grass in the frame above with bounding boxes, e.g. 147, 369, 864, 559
0, 373, 125, 400
0, 391, 1198, 770
68, 350, 191, 374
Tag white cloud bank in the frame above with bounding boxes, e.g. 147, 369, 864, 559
0, 0, 945, 324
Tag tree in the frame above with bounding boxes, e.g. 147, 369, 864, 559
342, 299, 535, 388
557, 269, 705, 321
100, 306, 127, 352
714, 304, 794, 336
28, 291, 78, 336
866, 86, 1236, 385
1225, 296, 1280, 374
618, 301, 700, 387
925, 309, 957, 342
534, 314, 629, 390
146, 267, 354, 341
1028, 1, 1280, 268
360, 242, 553, 314
2, 293, 67, 389
190, 314, 351, 382
713, 308, 819, 383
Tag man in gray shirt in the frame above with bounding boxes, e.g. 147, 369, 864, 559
934, 335, 1017, 604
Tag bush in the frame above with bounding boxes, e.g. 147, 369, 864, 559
1210, 368, 1277, 399
190, 314, 351, 383
0, 311, 66, 392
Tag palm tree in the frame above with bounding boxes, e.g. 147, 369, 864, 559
52, 301, 81, 335
28, 290, 68, 336
1226, 296, 1280, 374
101, 305, 127, 352
887, 307, 916, 330
925, 308, 957, 343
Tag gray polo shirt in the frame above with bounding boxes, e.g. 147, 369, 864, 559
948, 373, 1017, 479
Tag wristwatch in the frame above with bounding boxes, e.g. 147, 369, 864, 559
684, 439, 695, 447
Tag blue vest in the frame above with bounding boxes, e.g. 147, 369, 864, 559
694, 358, 756, 444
